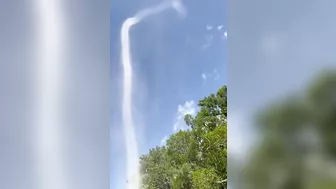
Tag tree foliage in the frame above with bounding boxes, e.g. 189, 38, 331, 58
140, 86, 227, 189
243, 70, 336, 189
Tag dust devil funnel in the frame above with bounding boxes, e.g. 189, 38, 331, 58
120, 1, 186, 189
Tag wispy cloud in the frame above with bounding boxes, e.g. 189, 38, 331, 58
201, 73, 207, 81
220, 30, 227, 40
201, 24, 226, 49
213, 69, 220, 80
173, 100, 197, 132
201, 69, 220, 81
201, 35, 214, 49
206, 24, 213, 30
228, 112, 255, 162
160, 136, 168, 146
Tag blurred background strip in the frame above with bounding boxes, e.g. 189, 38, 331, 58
229, 0, 336, 189
0, 0, 110, 189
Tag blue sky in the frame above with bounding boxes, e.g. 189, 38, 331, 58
111, 0, 226, 188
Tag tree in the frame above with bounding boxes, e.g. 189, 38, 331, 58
166, 131, 194, 166
201, 125, 227, 178
243, 70, 336, 189
189, 86, 227, 133
192, 168, 221, 189
140, 86, 227, 189
140, 147, 171, 189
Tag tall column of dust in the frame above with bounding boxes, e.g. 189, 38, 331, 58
34, 0, 68, 189
120, 1, 186, 189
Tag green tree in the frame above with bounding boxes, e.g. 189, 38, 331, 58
243, 70, 336, 189
201, 125, 227, 178
166, 131, 194, 166
140, 86, 227, 189
187, 86, 227, 133
192, 168, 221, 189
140, 147, 170, 189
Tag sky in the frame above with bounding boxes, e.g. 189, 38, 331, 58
111, 1, 336, 188
109, 0, 336, 188
110, 0, 227, 188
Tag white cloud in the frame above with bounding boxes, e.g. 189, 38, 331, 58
228, 113, 245, 157
213, 69, 220, 80
206, 24, 213, 30
160, 136, 168, 146
201, 69, 220, 82
201, 73, 207, 80
201, 35, 214, 49
173, 100, 197, 132
228, 112, 256, 163
221, 31, 227, 40
202, 27, 227, 49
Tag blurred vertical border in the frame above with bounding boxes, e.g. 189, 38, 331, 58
0, 0, 110, 188
229, 0, 336, 189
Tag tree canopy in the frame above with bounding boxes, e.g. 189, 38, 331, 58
140, 86, 227, 189
243, 70, 336, 189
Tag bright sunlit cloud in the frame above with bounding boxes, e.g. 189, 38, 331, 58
173, 100, 197, 132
